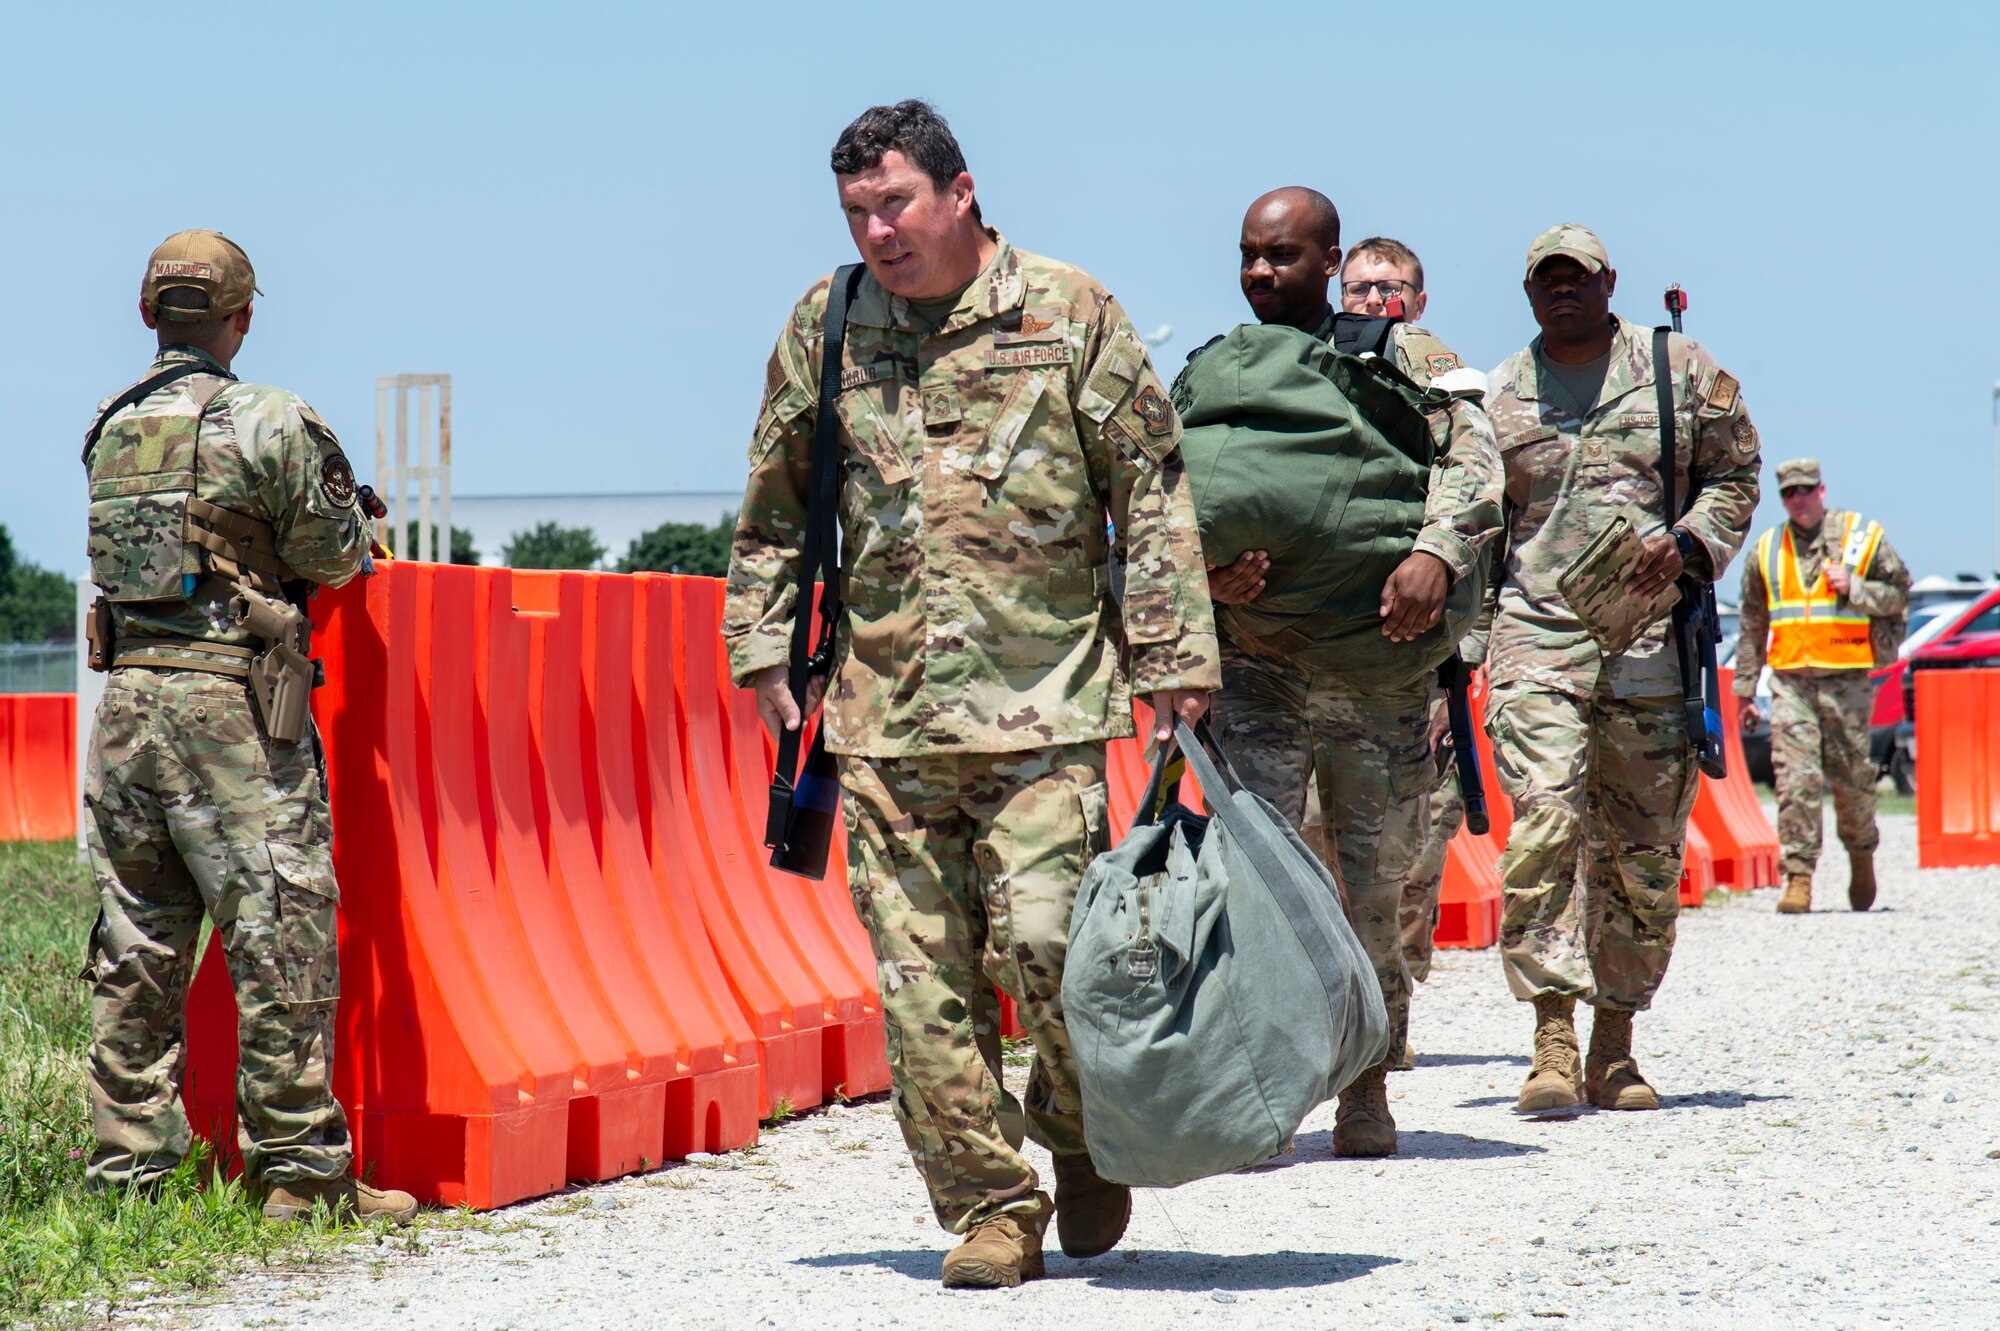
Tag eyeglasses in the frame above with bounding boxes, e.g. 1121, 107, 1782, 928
1779, 486, 1817, 498
1340, 279, 1415, 299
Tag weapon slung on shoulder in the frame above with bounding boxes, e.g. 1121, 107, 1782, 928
1657, 285, 1726, 780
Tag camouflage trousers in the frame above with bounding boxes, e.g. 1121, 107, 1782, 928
1487, 681, 1695, 1012
837, 742, 1108, 1234
1214, 646, 1432, 1060
1400, 727, 1465, 985
1770, 668, 1879, 875
82, 669, 349, 1190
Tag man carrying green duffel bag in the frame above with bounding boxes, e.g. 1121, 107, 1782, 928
1175, 188, 1503, 1159
1064, 719, 1388, 1186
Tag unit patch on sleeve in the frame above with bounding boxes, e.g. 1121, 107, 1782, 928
320, 452, 357, 509
1426, 352, 1462, 378
1132, 384, 1173, 436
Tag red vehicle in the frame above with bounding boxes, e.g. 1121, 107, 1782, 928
1875, 586, 2000, 792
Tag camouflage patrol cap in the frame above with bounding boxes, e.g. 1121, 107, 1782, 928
1775, 458, 1822, 491
142, 230, 262, 322
1525, 223, 1608, 278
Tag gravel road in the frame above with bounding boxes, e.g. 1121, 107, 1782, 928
163, 812, 1998, 1330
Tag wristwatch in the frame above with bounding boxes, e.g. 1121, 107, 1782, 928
1671, 528, 1695, 562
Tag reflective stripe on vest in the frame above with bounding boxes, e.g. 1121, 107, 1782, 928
1757, 512, 1883, 670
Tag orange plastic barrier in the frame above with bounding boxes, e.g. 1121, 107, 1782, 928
1679, 819, 1718, 906
1437, 830, 1502, 949
1916, 666, 2000, 868
1436, 680, 1505, 949
678, 576, 891, 1104
186, 564, 777, 1209
1690, 668, 1779, 891
0, 694, 76, 841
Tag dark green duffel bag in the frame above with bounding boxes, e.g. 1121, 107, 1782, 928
1174, 322, 1476, 688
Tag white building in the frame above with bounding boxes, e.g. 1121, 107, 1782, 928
447, 491, 739, 567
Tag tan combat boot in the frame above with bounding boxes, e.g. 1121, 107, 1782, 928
941, 1199, 1048, 1289
1584, 1008, 1660, 1111
263, 1174, 418, 1225
1776, 872, 1813, 914
1387, 1039, 1416, 1073
1332, 1061, 1397, 1157
1052, 1153, 1129, 1258
1516, 993, 1582, 1112
1848, 852, 1877, 912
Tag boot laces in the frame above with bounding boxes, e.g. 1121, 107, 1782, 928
1533, 1016, 1576, 1075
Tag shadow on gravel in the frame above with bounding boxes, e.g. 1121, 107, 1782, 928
1411, 1052, 1530, 1068
795, 1249, 946, 1282
794, 1248, 1398, 1290
1070, 1249, 1398, 1292
1455, 1090, 1794, 1112
1285, 1129, 1546, 1161
1658, 1090, 1792, 1110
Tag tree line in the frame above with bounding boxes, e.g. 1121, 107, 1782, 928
0, 515, 736, 646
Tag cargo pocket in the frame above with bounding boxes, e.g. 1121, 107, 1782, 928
1077, 779, 1111, 860
268, 842, 340, 1006
968, 370, 1050, 480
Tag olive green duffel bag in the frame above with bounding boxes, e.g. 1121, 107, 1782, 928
1174, 322, 1478, 689
1063, 719, 1388, 1188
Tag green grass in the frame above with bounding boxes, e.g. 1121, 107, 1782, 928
0, 842, 366, 1327
1750, 780, 1914, 818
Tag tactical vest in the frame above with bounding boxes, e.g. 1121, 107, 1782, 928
83, 363, 301, 677
1756, 513, 1884, 672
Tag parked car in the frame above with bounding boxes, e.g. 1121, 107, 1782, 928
1880, 586, 2000, 792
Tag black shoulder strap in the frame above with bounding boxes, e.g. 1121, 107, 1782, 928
769, 264, 867, 809
1654, 327, 1681, 521
82, 362, 234, 464
1329, 311, 1399, 359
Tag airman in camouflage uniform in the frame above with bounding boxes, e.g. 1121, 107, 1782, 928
1484, 224, 1759, 1114
1734, 458, 1909, 913
725, 102, 1217, 1288
1204, 195, 1503, 1155
81, 231, 413, 1222
1337, 237, 1484, 1066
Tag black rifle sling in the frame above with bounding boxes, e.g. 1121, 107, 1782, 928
82, 362, 234, 463
1655, 327, 1694, 684
767, 264, 866, 838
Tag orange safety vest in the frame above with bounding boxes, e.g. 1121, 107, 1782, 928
1756, 512, 1883, 671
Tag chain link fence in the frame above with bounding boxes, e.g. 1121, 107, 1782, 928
0, 643, 76, 693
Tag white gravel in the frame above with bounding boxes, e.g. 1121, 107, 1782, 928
162, 812, 1999, 1330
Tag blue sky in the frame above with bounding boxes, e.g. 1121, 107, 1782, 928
8, 1, 1998, 585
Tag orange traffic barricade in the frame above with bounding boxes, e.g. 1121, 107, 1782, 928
1916, 665, 2000, 868
659, 577, 831, 1114
187, 564, 766, 1210
0, 693, 77, 841
1679, 818, 1718, 906
691, 578, 892, 1101
1690, 668, 1779, 891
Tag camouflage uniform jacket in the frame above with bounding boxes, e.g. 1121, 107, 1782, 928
1482, 314, 1761, 700
1732, 509, 1911, 692
724, 235, 1221, 758
1307, 311, 1505, 590
86, 346, 369, 664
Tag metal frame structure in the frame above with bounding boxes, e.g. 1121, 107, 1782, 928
376, 373, 453, 562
